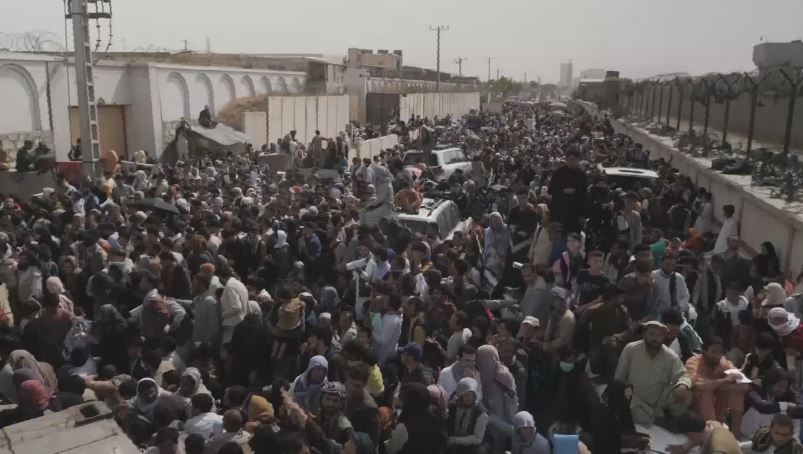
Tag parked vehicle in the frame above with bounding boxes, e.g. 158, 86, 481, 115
385, 198, 472, 241
403, 146, 472, 181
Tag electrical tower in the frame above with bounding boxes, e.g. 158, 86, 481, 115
429, 25, 449, 92
67, 0, 110, 175
453, 57, 467, 77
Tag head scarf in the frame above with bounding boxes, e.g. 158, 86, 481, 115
12, 369, 44, 392
46, 276, 65, 294
273, 230, 288, 250
291, 355, 328, 411
320, 286, 341, 312
9, 350, 57, 392
97, 304, 126, 332
19, 380, 49, 411
178, 367, 210, 398
476, 345, 516, 401
513, 410, 535, 429
485, 212, 510, 259
455, 377, 479, 404
763, 283, 788, 308
427, 384, 449, 415
768, 307, 800, 337
132, 377, 165, 421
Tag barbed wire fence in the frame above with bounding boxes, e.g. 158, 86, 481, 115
0, 31, 65, 52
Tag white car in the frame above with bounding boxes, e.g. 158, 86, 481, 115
387, 198, 472, 241
403, 147, 472, 181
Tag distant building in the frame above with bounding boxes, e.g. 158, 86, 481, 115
753, 40, 803, 68
559, 60, 574, 89
579, 68, 607, 81
347, 48, 403, 70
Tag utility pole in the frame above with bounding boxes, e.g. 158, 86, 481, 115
68, 0, 109, 175
486, 57, 494, 82
429, 25, 449, 92
453, 56, 467, 77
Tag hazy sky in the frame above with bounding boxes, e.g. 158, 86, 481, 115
3, 0, 803, 82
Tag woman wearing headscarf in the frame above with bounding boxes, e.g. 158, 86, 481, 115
484, 212, 510, 284
543, 287, 576, 354
131, 377, 168, 423
8, 350, 58, 394
93, 304, 129, 374
477, 345, 518, 454
511, 411, 550, 454
446, 377, 488, 454
385, 382, 447, 454
291, 355, 328, 414
319, 286, 342, 318
229, 313, 270, 386
754, 241, 783, 285
595, 379, 649, 453
262, 230, 291, 290
172, 367, 212, 418
0, 380, 49, 427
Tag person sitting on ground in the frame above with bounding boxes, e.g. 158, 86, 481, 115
750, 414, 803, 454
742, 367, 803, 439
614, 320, 693, 429
741, 332, 781, 386
685, 335, 749, 436
662, 308, 703, 362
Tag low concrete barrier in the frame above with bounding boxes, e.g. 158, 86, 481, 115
354, 134, 399, 161
608, 116, 803, 278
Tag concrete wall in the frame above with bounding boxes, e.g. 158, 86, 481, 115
263, 95, 349, 146
398, 92, 481, 121
0, 52, 304, 161
354, 134, 399, 161
628, 84, 803, 152
612, 118, 803, 277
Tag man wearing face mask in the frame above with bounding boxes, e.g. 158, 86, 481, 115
541, 347, 598, 441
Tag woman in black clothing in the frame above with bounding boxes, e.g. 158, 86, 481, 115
594, 380, 649, 453
753, 241, 784, 284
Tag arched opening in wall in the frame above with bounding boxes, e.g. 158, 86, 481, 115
292, 77, 303, 94
240, 75, 256, 98
219, 74, 236, 108
261, 77, 272, 95
277, 77, 288, 95
0, 64, 42, 133
165, 72, 190, 121
195, 73, 215, 114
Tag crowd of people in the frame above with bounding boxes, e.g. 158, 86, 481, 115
0, 100, 801, 454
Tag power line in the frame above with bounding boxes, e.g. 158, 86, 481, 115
453, 56, 467, 77
429, 25, 449, 92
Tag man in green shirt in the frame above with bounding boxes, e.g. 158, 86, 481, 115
615, 321, 693, 427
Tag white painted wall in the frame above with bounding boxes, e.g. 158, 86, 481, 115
0, 52, 305, 160
266, 95, 350, 146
